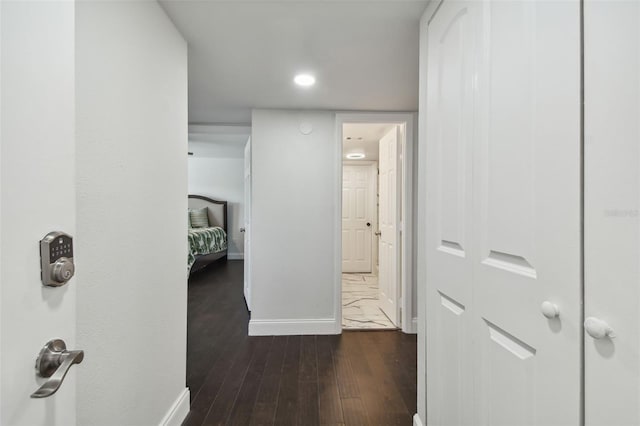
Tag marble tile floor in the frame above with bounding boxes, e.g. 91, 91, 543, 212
342, 273, 397, 330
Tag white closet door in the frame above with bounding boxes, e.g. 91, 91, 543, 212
584, 2, 640, 425
425, 1, 582, 425
472, 2, 582, 425
425, 2, 478, 424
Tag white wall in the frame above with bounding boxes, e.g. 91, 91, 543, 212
249, 110, 337, 335
188, 156, 245, 258
76, 2, 189, 425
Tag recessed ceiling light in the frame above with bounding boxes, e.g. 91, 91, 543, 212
294, 73, 316, 87
346, 153, 365, 160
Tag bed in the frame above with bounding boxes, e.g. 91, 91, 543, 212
188, 195, 228, 273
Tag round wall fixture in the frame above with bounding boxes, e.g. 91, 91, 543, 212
299, 122, 313, 135
346, 153, 365, 160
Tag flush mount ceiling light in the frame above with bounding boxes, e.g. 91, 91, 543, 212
294, 73, 316, 87
346, 153, 365, 160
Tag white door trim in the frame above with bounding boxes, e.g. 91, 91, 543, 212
334, 112, 416, 334
416, 2, 442, 420
243, 137, 252, 310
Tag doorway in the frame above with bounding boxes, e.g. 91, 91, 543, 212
336, 114, 415, 333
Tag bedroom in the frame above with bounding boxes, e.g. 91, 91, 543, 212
186, 125, 250, 274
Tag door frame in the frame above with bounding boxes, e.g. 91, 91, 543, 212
342, 160, 378, 274
243, 137, 252, 311
416, 3, 441, 422
334, 112, 416, 334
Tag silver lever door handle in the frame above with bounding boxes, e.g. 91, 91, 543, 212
31, 339, 84, 398
375, 231, 381, 236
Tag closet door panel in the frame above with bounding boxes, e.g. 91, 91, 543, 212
425, 2, 479, 424
584, 2, 640, 425
424, 1, 581, 424
473, 2, 582, 425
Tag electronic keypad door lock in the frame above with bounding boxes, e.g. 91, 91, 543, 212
40, 231, 75, 287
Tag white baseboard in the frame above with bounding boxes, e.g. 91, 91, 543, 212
159, 388, 190, 426
228, 252, 244, 260
248, 318, 337, 336
413, 413, 424, 426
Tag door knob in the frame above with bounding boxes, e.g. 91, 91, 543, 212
366, 222, 371, 227
31, 339, 84, 398
375, 231, 381, 236
540, 301, 560, 319
584, 317, 616, 339
240, 227, 246, 233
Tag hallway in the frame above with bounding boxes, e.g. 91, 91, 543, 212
342, 273, 397, 330
185, 261, 417, 426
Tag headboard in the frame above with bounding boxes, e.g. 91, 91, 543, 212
188, 195, 228, 232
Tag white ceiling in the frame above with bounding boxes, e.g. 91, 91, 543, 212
188, 125, 250, 158
160, 0, 428, 125
342, 122, 396, 161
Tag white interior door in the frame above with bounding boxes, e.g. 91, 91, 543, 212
425, 1, 582, 425
342, 164, 374, 273
378, 127, 400, 325
244, 138, 252, 310
424, 2, 476, 423
1, 2, 78, 424
472, 2, 581, 424
585, 2, 640, 424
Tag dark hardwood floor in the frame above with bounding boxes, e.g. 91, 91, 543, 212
185, 260, 417, 426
